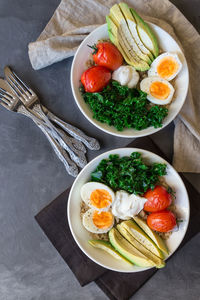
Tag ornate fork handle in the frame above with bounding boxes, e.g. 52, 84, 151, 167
43, 108, 100, 150
36, 124, 78, 177
29, 102, 87, 168
17, 105, 78, 177
45, 126, 87, 168
56, 128, 86, 154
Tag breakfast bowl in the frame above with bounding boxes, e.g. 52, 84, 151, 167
71, 22, 189, 138
68, 148, 190, 272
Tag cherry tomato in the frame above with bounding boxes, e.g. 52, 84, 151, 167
81, 66, 111, 93
89, 42, 123, 71
147, 210, 176, 232
144, 185, 172, 212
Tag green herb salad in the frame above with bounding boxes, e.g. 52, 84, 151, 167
81, 81, 168, 131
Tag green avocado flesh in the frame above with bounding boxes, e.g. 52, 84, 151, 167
130, 7, 159, 58
118, 2, 154, 61
120, 220, 164, 259
106, 3, 159, 70
133, 216, 169, 255
107, 4, 150, 71
117, 224, 165, 268
107, 16, 150, 71
88, 240, 132, 264
106, 16, 139, 67
112, 4, 151, 64
109, 228, 155, 267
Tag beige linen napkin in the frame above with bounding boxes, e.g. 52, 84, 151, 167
28, 0, 200, 172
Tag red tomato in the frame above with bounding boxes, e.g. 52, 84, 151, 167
144, 185, 172, 212
81, 66, 111, 93
90, 42, 123, 71
147, 210, 176, 232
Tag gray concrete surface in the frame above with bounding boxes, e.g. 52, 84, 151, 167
0, 0, 199, 299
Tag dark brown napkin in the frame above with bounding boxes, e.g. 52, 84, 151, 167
35, 137, 200, 300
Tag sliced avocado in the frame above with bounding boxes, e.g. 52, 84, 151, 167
133, 216, 169, 255
106, 15, 150, 71
118, 2, 154, 61
109, 4, 151, 65
117, 224, 165, 268
108, 17, 150, 71
107, 17, 137, 66
88, 240, 132, 264
109, 228, 155, 267
120, 220, 164, 259
130, 8, 159, 58
107, 29, 135, 67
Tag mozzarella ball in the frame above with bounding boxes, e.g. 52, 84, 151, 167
112, 65, 139, 88
112, 190, 147, 220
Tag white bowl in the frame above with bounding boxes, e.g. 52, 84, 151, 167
68, 148, 190, 272
71, 23, 189, 138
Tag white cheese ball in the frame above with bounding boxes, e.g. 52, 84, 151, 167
112, 190, 147, 220
112, 66, 139, 88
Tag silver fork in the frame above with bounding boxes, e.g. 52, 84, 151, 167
4, 66, 87, 168
42, 106, 100, 150
0, 80, 78, 177
4, 66, 100, 151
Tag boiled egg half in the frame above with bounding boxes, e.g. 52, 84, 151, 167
148, 52, 182, 81
140, 76, 174, 105
81, 182, 115, 211
82, 209, 114, 234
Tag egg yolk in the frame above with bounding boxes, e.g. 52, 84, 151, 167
157, 57, 179, 79
92, 211, 113, 229
150, 81, 170, 100
90, 189, 112, 209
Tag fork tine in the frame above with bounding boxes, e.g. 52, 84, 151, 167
0, 101, 9, 109
6, 75, 32, 105
12, 70, 33, 95
10, 73, 28, 95
4, 66, 32, 97
0, 87, 13, 98
0, 87, 7, 93
0, 91, 12, 103
6, 74, 25, 96
0, 95, 10, 106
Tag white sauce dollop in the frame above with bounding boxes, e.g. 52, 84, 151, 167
112, 66, 139, 88
112, 190, 147, 220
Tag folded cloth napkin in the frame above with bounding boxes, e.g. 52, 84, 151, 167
28, 0, 200, 172
35, 136, 200, 300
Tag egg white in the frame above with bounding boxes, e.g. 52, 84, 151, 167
82, 209, 114, 234
80, 182, 115, 211
148, 52, 182, 81
140, 76, 175, 105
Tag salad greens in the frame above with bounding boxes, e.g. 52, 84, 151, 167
82, 81, 168, 131
91, 152, 167, 195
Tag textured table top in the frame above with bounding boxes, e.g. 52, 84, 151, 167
0, 1, 199, 299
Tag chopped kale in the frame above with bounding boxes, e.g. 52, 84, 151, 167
82, 81, 168, 131
91, 152, 167, 195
